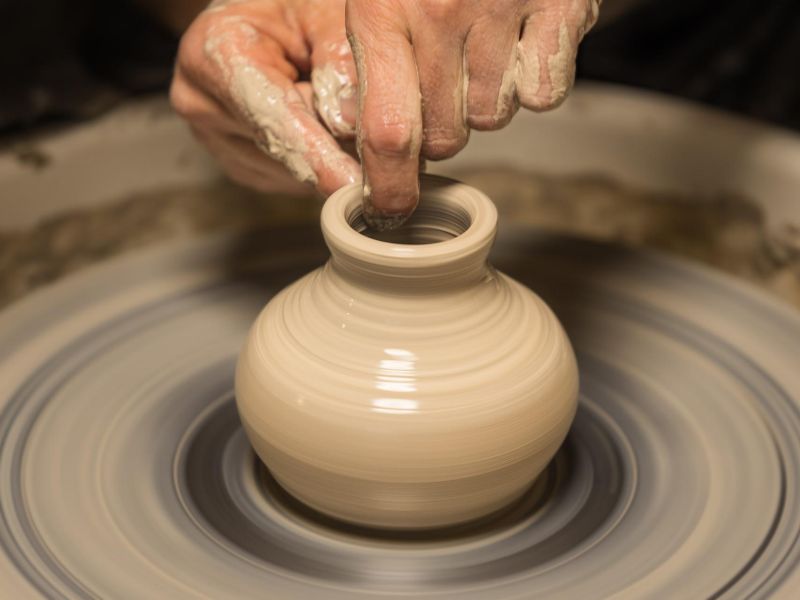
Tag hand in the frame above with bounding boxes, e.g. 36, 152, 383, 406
170, 0, 361, 196
348, 0, 600, 227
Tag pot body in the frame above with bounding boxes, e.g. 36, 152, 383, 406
235, 176, 579, 529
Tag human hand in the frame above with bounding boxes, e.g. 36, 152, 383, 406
347, 0, 600, 227
171, 1, 599, 224
170, 0, 361, 196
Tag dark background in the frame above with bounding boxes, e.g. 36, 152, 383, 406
1, 0, 798, 135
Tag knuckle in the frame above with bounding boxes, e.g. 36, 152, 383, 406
175, 22, 220, 88
169, 79, 196, 119
517, 88, 566, 112
422, 130, 468, 159
517, 91, 554, 112
550, 82, 573, 106
421, 0, 462, 22
467, 91, 517, 131
516, 71, 574, 112
176, 19, 208, 70
467, 113, 505, 131
363, 121, 416, 159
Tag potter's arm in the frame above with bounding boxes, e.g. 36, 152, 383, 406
167, 1, 598, 219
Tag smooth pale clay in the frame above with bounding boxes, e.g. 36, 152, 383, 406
235, 175, 579, 529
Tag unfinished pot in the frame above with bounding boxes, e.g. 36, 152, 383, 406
235, 174, 579, 529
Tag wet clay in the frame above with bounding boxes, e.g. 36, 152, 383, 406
235, 176, 579, 528
204, 17, 318, 184
312, 63, 355, 137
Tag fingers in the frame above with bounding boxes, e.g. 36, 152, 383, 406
173, 0, 599, 206
410, 16, 469, 159
176, 4, 360, 196
301, 2, 358, 138
464, 16, 523, 130
516, 0, 600, 111
347, 3, 422, 226
228, 60, 359, 195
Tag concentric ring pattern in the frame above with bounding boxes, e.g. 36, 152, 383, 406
238, 178, 579, 529
1, 227, 799, 599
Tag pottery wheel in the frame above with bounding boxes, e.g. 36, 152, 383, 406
1, 227, 799, 599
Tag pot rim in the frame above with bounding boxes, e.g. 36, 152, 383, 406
321, 174, 498, 271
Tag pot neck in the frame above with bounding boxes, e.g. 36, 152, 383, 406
321, 175, 498, 291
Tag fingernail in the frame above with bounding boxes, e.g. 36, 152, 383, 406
360, 180, 418, 231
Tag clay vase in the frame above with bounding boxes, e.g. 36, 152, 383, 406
235, 175, 579, 529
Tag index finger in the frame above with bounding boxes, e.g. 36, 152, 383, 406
346, 3, 422, 229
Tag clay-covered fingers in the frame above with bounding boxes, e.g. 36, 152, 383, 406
464, 14, 524, 131
408, 7, 469, 160
343, 0, 601, 228
347, 3, 422, 226
516, 0, 601, 111
172, 2, 360, 196
172, 72, 309, 193
301, 1, 358, 139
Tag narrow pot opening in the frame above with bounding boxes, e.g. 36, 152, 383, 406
347, 201, 472, 245
321, 176, 498, 282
